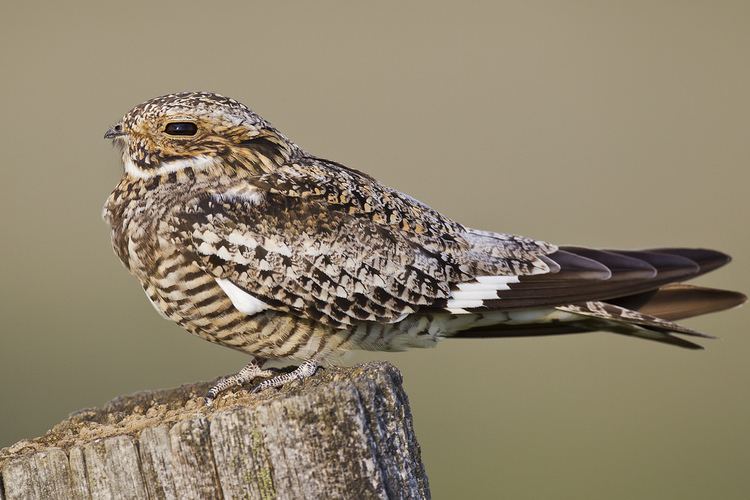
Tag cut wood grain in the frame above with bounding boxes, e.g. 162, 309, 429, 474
0, 362, 429, 499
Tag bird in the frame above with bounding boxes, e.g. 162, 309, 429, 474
103, 91, 746, 404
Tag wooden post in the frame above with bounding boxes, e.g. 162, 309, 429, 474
0, 362, 430, 499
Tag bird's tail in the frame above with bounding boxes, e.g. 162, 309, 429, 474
451, 284, 746, 349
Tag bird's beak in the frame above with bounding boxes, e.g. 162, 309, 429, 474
104, 123, 125, 140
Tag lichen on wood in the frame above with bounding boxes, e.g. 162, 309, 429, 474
0, 362, 430, 499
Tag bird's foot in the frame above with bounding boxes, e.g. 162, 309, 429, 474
205, 359, 275, 406
251, 360, 319, 394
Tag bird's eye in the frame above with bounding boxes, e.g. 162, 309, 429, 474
164, 122, 198, 136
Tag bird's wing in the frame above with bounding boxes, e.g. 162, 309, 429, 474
428, 244, 733, 313
252, 157, 470, 253
168, 165, 556, 328
250, 158, 739, 318
254, 157, 558, 274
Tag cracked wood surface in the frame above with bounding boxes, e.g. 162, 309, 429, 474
0, 362, 430, 499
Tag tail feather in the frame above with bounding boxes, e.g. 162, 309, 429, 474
555, 301, 713, 338
609, 328, 707, 350
610, 284, 747, 320
451, 284, 745, 349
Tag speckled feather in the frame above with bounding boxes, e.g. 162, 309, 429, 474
171, 182, 552, 328
103, 92, 743, 364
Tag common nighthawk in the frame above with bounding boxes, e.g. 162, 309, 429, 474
103, 92, 746, 404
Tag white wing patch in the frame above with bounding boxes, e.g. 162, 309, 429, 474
446, 275, 519, 312
450, 290, 502, 300
448, 276, 518, 298
474, 276, 521, 285
215, 278, 270, 316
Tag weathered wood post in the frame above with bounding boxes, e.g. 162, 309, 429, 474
0, 362, 430, 499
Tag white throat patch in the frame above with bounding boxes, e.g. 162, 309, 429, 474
124, 155, 216, 179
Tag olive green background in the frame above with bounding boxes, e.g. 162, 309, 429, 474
1, 2, 748, 498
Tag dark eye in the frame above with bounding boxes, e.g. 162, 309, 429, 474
164, 122, 198, 136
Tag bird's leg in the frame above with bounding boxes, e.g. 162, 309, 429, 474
205, 358, 276, 405
251, 360, 319, 394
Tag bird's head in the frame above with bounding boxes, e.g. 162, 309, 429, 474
104, 92, 294, 179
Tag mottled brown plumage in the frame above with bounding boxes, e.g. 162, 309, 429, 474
103, 92, 745, 402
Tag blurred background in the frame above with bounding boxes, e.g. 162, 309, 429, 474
1, 2, 748, 498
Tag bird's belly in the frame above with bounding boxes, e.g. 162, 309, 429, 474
139, 249, 252, 346
139, 250, 340, 359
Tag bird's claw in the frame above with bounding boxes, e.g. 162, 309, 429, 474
250, 360, 319, 394
203, 359, 274, 405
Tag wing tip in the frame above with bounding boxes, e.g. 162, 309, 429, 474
649, 247, 733, 274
